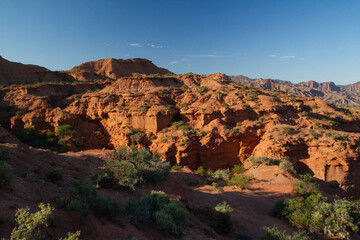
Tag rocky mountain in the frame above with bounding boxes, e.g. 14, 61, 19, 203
67, 58, 172, 81
0, 56, 172, 86
0, 56, 72, 86
230, 75, 360, 106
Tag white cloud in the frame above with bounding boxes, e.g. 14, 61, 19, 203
130, 43, 142, 47
170, 61, 179, 64
188, 54, 224, 58
269, 54, 296, 59
148, 43, 164, 48
280, 55, 296, 59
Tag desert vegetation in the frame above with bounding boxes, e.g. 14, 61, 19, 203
271, 174, 360, 239
2, 57, 360, 239
93, 146, 170, 190
3, 203, 80, 240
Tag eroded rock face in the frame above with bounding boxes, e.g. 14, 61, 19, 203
2, 73, 360, 197
0, 56, 73, 85
67, 58, 172, 81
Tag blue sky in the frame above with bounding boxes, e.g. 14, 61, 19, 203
1, 0, 360, 84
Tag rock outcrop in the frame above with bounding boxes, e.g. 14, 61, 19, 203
0, 56, 172, 85
3, 72, 360, 197
67, 58, 172, 81
0, 56, 72, 85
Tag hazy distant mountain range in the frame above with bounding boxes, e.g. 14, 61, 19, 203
229, 75, 360, 106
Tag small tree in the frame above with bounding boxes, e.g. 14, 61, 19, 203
7, 203, 81, 240
10, 203, 53, 240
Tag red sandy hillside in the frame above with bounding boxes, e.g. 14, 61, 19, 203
0, 56, 71, 86
0, 56, 172, 85
67, 58, 172, 81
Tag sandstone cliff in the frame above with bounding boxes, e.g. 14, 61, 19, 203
2, 73, 360, 198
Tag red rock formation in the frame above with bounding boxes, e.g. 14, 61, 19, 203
2, 68, 360, 198
67, 58, 172, 81
0, 56, 72, 85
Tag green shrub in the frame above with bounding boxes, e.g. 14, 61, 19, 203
199, 130, 209, 136
212, 182, 223, 192
45, 170, 63, 183
133, 73, 141, 77
0, 160, 13, 186
223, 127, 239, 136
171, 121, 186, 130
310, 131, 321, 139
106, 160, 141, 190
66, 199, 82, 211
180, 103, 189, 110
332, 133, 346, 141
56, 124, 75, 137
273, 189, 360, 239
15, 128, 67, 153
10, 203, 53, 240
148, 73, 162, 78
262, 226, 309, 240
309, 199, 360, 238
292, 174, 319, 195
128, 191, 189, 237
90, 197, 121, 220
283, 127, 294, 135
206, 177, 217, 185
248, 156, 295, 175
171, 165, 182, 171
212, 169, 232, 181
248, 156, 281, 167
284, 192, 327, 229
232, 164, 245, 174
269, 199, 288, 218
227, 174, 253, 189
214, 201, 234, 234
94, 146, 170, 190
127, 127, 147, 145
279, 158, 296, 175
7, 202, 81, 240
60, 231, 81, 240
140, 103, 150, 113
22, 126, 36, 135
197, 86, 208, 94
91, 171, 117, 188
195, 166, 207, 176
248, 91, 259, 101
300, 111, 309, 117
15, 111, 23, 117
55, 181, 121, 221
